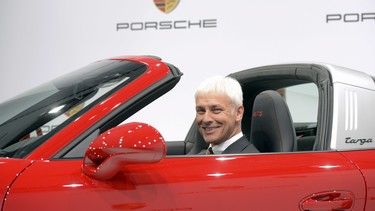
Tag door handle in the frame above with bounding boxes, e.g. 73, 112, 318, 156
299, 191, 354, 211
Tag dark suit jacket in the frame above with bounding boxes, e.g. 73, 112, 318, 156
200, 135, 259, 154
222, 135, 259, 154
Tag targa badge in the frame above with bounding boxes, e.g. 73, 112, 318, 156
153, 0, 180, 14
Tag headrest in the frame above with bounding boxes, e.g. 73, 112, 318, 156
250, 90, 296, 152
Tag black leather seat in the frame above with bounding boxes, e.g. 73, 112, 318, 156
250, 90, 297, 152
185, 122, 208, 155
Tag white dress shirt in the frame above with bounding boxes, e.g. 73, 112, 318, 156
210, 132, 243, 154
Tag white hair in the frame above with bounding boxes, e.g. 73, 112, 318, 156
195, 76, 243, 108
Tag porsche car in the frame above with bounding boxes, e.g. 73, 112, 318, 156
1, 55, 374, 210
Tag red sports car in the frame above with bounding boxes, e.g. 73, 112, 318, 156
1, 56, 374, 210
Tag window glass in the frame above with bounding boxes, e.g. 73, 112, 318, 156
278, 83, 319, 151
0, 60, 146, 158
280, 83, 318, 123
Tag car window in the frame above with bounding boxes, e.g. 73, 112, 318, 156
281, 83, 318, 124
278, 83, 319, 151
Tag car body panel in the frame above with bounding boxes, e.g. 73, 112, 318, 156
322, 63, 375, 90
0, 158, 33, 208
4, 152, 365, 210
340, 150, 375, 210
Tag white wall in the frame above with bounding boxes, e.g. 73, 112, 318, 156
1, 0, 375, 140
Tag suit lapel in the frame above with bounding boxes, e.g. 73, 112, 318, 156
222, 136, 249, 154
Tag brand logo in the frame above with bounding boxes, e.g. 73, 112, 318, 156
116, 1, 218, 31
153, 0, 180, 14
117, 19, 217, 31
253, 111, 263, 117
326, 13, 375, 23
345, 137, 373, 145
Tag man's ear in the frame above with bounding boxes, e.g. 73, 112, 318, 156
236, 105, 244, 121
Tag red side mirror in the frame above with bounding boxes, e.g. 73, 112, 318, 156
82, 122, 166, 180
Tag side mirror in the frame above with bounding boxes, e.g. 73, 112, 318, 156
82, 122, 166, 180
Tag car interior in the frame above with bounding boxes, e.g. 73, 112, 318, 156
57, 64, 324, 158
173, 86, 317, 156
167, 64, 328, 156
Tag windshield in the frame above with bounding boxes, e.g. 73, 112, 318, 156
0, 59, 147, 158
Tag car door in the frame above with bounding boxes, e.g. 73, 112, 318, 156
340, 150, 375, 210
3, 151, 365, 210
0, 158, 33, 208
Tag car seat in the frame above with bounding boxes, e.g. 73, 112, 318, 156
185, 122, 208, 155
250, 90, 297, 152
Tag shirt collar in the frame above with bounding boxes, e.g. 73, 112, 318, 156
211, 132, 243, 154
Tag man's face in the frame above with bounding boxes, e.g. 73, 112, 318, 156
195, 92, 244, 145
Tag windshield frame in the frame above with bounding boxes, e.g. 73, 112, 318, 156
0, 59, 147, 158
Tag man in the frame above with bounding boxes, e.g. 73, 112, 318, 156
195, 76, 259, 154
